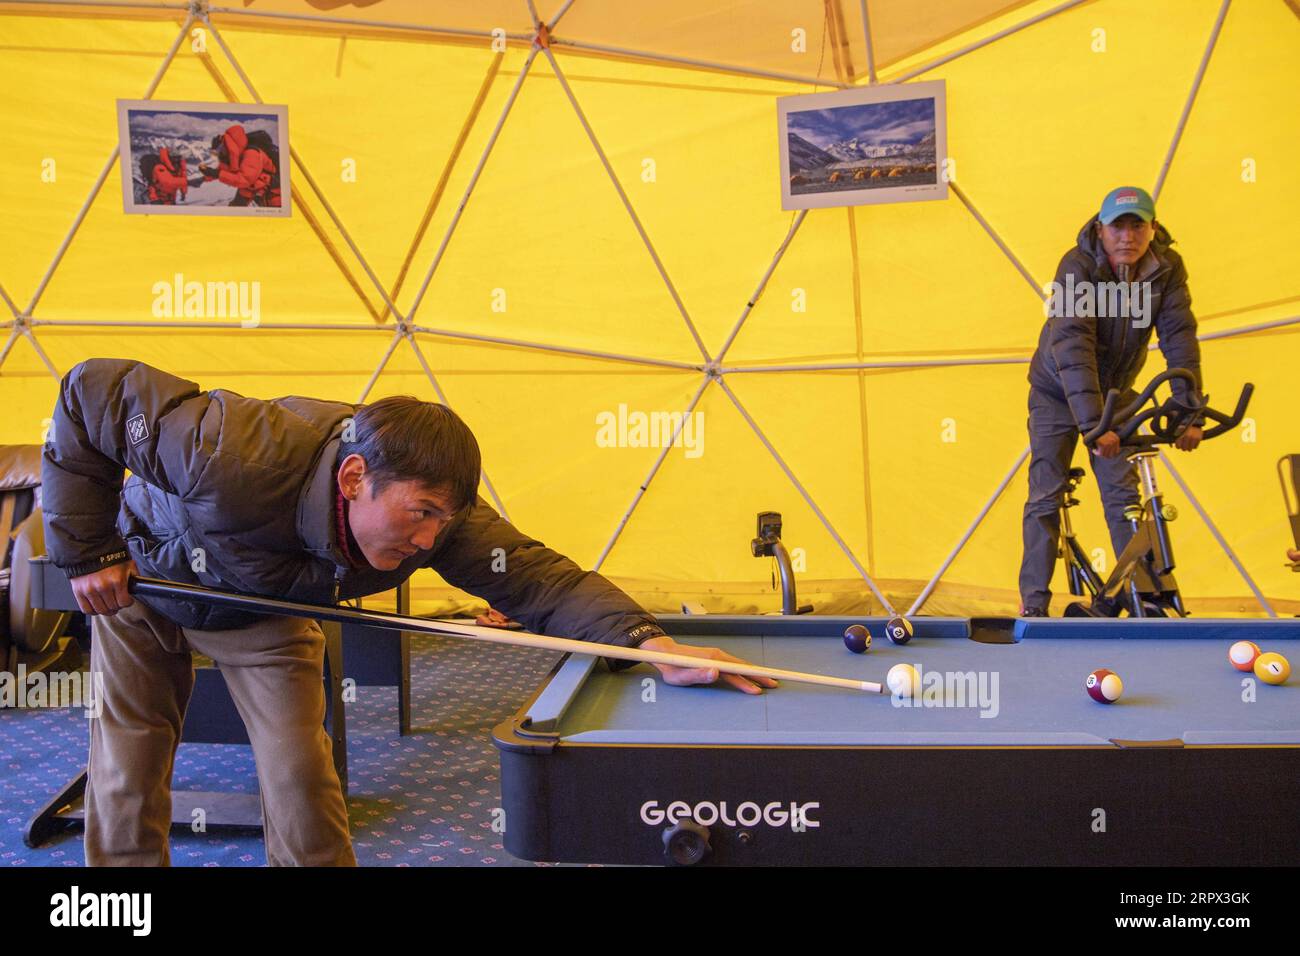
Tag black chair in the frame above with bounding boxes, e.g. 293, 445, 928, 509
0, 445, 80, 693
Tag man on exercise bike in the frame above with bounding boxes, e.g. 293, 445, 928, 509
1019, 186, 1204, 617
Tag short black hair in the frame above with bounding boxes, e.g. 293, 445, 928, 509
346, 397, 481, 512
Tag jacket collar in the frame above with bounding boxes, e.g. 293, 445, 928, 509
298, 428, 351, 570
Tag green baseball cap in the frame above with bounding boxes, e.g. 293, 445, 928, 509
1099, 186, 1155, 225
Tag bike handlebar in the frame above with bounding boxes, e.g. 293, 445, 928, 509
1081, 368, 1253, 448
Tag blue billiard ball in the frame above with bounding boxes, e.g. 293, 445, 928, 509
843, 624, 871, 654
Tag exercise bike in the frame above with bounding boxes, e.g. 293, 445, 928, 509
1060, 368, 1253, 618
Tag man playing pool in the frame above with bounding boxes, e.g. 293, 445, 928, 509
42, 359, 774, 866
1019, 186, 1204, 616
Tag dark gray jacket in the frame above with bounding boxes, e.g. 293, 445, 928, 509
41, 359, 665, 654
1028, 217, 1201, 432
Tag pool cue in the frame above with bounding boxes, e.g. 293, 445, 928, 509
123, 576, 885, 694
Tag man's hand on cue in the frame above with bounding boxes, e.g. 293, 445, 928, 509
638, 635, 779, 695
70, 559, 138, 616
475, 607, 515, 627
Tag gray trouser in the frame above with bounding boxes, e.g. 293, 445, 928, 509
86, 598, 356, 866
1019, 387, 1140, 610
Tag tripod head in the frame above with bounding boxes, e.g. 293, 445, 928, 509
1082, 368, 1253, 450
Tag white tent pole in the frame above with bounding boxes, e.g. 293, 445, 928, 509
20, 326, 62, 381
403, 331, 510, 521
1157, 449, 1276, 617
714, 375, 896, 614
0, 282, 18, 317
28, 314, 1290, 366
845, 206, 875, 576
593, 374, 713, 570
357, 329, 406, 403
206, 5, 531, 42
951, 181, 1045, 300
1135, 312, 1300, 352
546, 0, 578, 32
541, 46, 711, 362
408, 323, 700, 370
888, 0, 1089, 83
724, 356, 1028, 373
29, 319, 389, 331
280, 150, 405, 320
1, 0, 186, 8
552, 38, 852, 88
378, 53, 503, 327
908, 445, 1030, 616
25, 312, 703, 367
714, 210, 808, 364
11, 0, 1082, 92
22, 317, 1283, 368
0, 327, 19, 371
201, 13, 406, 322
859, 0, 878, 83
22, 0, 846, 88
406, 47, 541, 322
821, 0, 856, 85
1196, 313, 1300, 341
1153, 0, 1231, 201
23, 13, 194, 318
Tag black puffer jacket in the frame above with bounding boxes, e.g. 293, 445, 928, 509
1028, 217, 1201, 432
41, 359, 665, 653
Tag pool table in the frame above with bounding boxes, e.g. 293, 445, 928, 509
492, 615, 1300, 866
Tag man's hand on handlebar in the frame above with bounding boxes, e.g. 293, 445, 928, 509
1093, 431, 1123, 459
1173, 424, 1203, 452
70, 560, 137, 616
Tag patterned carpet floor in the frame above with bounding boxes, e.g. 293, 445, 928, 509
1, 633, 563, 867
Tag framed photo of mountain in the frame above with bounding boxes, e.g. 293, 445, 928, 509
116, 99, 290, 217
777, 80, 947, 210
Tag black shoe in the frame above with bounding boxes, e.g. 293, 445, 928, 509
1020, 606, 1049, 618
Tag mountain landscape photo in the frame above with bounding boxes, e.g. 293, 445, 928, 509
786, 96, 939, 196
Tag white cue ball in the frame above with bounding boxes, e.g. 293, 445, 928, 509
887, 663, 920, 698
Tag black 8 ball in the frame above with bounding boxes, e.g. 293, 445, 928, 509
843, 624, 871, 654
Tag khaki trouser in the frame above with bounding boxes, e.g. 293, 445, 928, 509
86, 597, 356, 866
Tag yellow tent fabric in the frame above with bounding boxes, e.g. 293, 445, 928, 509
1, 0, 1296, 618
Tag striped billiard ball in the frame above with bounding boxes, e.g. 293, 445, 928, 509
1085, 668, 1123, 704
